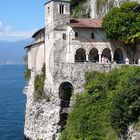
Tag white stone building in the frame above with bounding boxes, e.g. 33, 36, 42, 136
24, 0, 140, 139
25, 0, 140, 82
25, 28, 45, 81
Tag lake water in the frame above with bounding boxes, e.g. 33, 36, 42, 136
0, 65, 26, 140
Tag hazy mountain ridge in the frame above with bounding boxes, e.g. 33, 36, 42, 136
0, 39, 32, 63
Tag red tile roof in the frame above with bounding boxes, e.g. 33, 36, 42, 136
68, 18, 102, 28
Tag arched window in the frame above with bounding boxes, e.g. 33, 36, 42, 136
114, 48, 124, 63
59, 4, 64, 14
89, 48, 99, 62
75, 48, 86, 62
102, 48, 111, 63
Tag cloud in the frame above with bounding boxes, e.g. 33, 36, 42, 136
0, 21, 37, 41
0, 21, 2, 28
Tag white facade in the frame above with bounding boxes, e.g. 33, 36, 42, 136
26, 0, 140, 83
44, 0, 129, 84
25, 28, 45, 81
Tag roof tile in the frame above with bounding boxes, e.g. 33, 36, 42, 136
68, 18, 102, 28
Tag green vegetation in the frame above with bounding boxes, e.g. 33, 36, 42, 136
71, 0, 90, 18
34, 64, 50, 102
24, 66, 31, 81
60, 66, 140, 140
103, 2, 140, 47
24, 54, 31, 81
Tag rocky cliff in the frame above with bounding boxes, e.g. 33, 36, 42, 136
80, 0, 140, 18
24, 80, 61, 140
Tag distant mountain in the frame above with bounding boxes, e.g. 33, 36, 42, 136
0, 39, 32, 63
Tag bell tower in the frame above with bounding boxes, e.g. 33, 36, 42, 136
44, 0, 70, 84
45, 0, 70, 28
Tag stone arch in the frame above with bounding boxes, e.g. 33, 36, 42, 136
58, 82, 73, 130
75, 48, 86, 62
59, 82, 73, 108
88, 48, 99, 62
114, 48, 124, 63
102, 48, 111, 63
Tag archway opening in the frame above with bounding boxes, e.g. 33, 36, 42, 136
75, 48, 86, 62
114, 48, 124, 64
59, 82, 73, 108
59, 82, 73, 130
88, 48, 99, 63
102, 48, 111, 63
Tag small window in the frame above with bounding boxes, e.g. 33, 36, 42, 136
47, 7, 50, 14
91, 32, 95, 39
59, 4, 64, 14
63, 33, 66, 40
75, 32, 78, 38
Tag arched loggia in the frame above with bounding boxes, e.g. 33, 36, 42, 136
58, 82, 73, 130
102, 48, 111, 63
88, 48, 99, 62
75, 48, 86, 62
114, 48, 124, 64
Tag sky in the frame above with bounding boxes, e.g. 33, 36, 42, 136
0, 0, 47, 42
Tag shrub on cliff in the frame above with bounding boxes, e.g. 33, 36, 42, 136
24, 54, 31, 81
34, 64, 50, 101
110, 66, 140, 136
60, 66, 140, 140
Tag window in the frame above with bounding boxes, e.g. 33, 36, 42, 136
75, 48, 86, 62
75, 32, 78, 38
91, 32, 95, 39
59, 4, 64, 14
47, 7, 50, 14
63, 33, 66, 40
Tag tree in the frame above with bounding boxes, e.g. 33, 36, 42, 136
103, 2, 140, 63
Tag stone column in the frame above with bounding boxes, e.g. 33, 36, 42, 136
86, 54, 89, 62
111, 53, 114, 63
99, 53, 102, 63
138, 58, 140, 65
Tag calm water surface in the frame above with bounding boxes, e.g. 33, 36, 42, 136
0, 65, 26, 140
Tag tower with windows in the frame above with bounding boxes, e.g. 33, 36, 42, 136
44, 0, 70, 84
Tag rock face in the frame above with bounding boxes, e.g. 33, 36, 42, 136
89, 0, 140, 18
24, 80, 61, 140
127, 125, 140, 140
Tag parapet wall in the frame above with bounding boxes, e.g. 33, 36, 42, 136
51, 63, 122, 93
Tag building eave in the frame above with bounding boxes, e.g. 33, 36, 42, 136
32, 28, 45, 38
44, 0, 70, 5
24, 41, 44, 50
